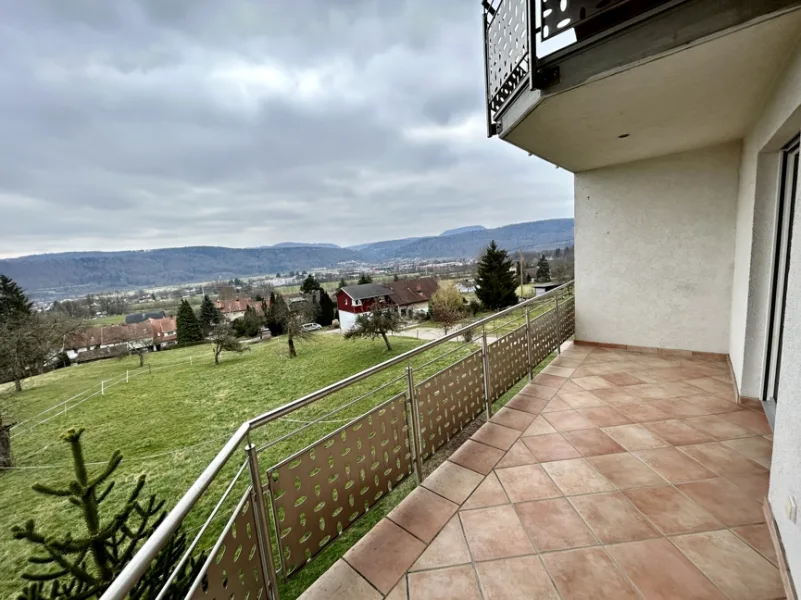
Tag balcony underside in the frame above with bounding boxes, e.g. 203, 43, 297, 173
499, 6, 801, 172
300, 343, 778, 599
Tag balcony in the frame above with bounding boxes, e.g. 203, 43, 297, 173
99, 282, 783, 600
300, 344, 778, 599
483, 0, 801, 170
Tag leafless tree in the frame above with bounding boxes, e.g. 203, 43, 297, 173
344, 303, 402, 351
210, 322, 246, 365
0, 313, 84, 392
274, 300, 316, 358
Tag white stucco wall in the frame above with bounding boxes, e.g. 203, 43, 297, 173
771, 173, 801, 581
338, 310, 358, 333
729, 38, 801, 398
728, 37, 801, 582
574, 142, 741, 353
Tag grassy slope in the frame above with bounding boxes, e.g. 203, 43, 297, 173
0, 311, 557, 598
0, 335, 447, 597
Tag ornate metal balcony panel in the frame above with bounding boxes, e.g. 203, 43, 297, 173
486, 0, 530, 114
530, 307, 560, 366
267, 394, 412, 576
487, 324, 530, 402
189, 490, 265, 600
540, 0, 633, 39
416, 351, 485, 459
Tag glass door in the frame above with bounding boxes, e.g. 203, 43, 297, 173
763, 136, 800, 426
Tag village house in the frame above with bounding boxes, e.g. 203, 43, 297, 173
149, 317, 177, 350
215, 297, 262, 322
64, 321, 153, 363
335, 277, 440, 332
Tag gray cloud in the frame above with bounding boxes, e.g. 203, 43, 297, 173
0, 0, 572, 257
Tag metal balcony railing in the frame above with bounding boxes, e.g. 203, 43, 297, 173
483, 0, 681, 135
101, 282, 575, 600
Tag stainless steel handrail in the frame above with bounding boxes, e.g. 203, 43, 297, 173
101, 280, 574, 600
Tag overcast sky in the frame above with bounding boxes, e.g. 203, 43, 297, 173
0, 0, 573, 258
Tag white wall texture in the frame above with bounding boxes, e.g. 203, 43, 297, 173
338, 310, 357, 333
574, 142, 741, 353
729, 36, 801, 581
730, 37, 801, 398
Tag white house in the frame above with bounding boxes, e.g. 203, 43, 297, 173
485, 0, 801, 590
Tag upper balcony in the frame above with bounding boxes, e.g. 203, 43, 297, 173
483, 0, 801, 171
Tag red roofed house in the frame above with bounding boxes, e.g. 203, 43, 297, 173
149, 317, 177, 349
215, 297, 262, 322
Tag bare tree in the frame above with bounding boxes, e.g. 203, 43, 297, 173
0, 313, 84, 392
344, 303, 402, 351
430, 284, 467, 335
274, 300, 316, 358
210, 322, 246, 365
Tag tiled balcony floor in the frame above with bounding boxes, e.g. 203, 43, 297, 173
299, 343, 782, 600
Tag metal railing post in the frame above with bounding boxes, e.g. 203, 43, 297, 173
245, 442, 280, 600
405, 365, 424, 483
482, 325, 492, 419
525, 308, 533, 380
555, 294, 561, 355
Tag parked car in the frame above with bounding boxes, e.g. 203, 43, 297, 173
301, 322, 322, 332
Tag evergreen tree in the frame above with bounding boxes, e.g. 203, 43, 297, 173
357, 273, 373, 285
300, 274, 321, 294
316, 291, 335, 327
535, 255, 551, 282
265, 293, 286, 337
337, 278, 347, 290
12, 428, 203, 600
176, 300, 202, 344
393, 273, 400, 281
241, 305, 262, 337
197, 295, 221, 334
0, 274, 33, 318
475, 241, 518, 311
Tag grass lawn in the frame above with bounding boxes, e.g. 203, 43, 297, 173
0, 334, 475, 597
0, 321, 556, 599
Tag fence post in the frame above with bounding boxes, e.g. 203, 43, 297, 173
405, 365, 424, 484
481, 325, 492, 419
245, 442, 280, 600
555, 294, 562, 355
101, 380, 104, 396
525, 308, 533, 381
189, 356, 193, 366
126, 370, 129, 383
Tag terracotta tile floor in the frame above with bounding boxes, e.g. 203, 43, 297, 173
299, 343, 782, 600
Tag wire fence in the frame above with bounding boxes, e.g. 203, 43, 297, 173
9, 351, 217, 439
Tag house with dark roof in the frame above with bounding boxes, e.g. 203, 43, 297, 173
335, 283, 393, 332
384, 277, 439, 317
125, 310, 167, 324
335, 277, 439, 332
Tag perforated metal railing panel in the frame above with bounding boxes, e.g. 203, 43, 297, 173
530, 306, 560, 367
559, 297, 576, 342
415, 351, 486, 460
189, 490, 265, 600
487, 324, 530, 402
486, 0, 529, 113
267, 394, 412, 576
